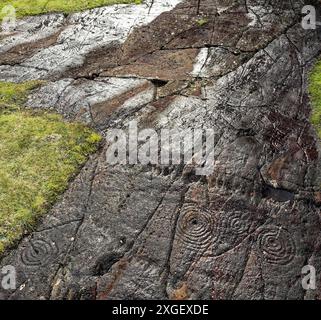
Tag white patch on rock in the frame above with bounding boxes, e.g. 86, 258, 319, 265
27, 77, 153, 124
0, 0, 184, 82
0, 64, 48, 82
0, 14, 65, 55
246, 8, 259, 27
191, 48, 208, 77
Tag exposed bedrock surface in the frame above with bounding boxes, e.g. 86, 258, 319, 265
1, 0, 321, 300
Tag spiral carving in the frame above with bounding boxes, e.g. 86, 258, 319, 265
21, 239, 58, 267
256, 226, 295, 265
176, 206, 213, 250
222, 211, 251, 235
212, 210, 252, 246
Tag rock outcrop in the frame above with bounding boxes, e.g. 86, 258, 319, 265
1, 0, 321, 300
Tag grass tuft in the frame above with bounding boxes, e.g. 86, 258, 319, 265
196, 18, 209, 27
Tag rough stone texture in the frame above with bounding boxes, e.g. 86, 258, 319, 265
1, 0, 321, 300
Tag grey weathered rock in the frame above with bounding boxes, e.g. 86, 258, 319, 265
1, 0, 321, 300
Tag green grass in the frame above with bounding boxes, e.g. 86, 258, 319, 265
0, 81, 44, 111
0, 81, 101, 253
196, 18, 209, 27
0, 0, 141, 19
309, 60, 321, 139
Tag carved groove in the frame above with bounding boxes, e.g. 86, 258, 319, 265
256, 226, 295, 265
21, 239, 58, 267
176, 205, 213, 250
